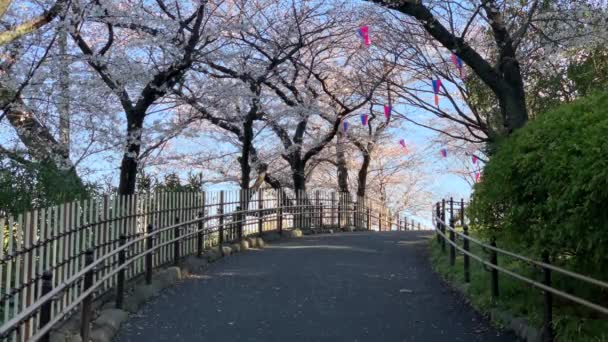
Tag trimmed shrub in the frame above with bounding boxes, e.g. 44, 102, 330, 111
469, 92, 608, 276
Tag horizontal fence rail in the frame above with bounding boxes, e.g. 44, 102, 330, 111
433, 198, 608, 342
0, 189, 424, 341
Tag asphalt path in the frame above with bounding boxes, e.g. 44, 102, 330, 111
114, 231, 517, 342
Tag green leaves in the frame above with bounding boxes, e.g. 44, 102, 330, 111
469, 92, 608, 275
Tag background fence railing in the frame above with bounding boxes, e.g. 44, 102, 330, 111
0, 188, 422, 341
433, 198, 608, 342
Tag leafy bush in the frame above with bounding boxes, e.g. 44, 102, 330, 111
469, 92, 608, 275
0, 159, 91, 216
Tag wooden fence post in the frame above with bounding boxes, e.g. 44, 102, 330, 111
315, 190, 320, 229
174, 216, 180, 266
80, 250, 94, 342
463, 224, 470, 283
219, 191, 225, 254
277, 191, 283, 235
145, 224, 154, 285
490, 239, 499, 299
337, 193, 342, 230
258, 191, 264, 236
331, 192, 336, 227
39, 271, 53, 342
542, 253, 554, 342
441, 199, 446, 252
116, 234, 126, 309
320, 204, 324, 230
367, 207, 371, 230
197, 211, 204, 257
449, 198, 456, 266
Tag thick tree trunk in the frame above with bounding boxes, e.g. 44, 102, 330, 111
239, 119, 254, 190
58, 28, 70, 152
291, 158, 309, 229
499, 61, 528, 133
356, 151, 371, 199
118, 113, 144, 195
336, 133, 349, 193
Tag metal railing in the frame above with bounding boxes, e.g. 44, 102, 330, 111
0, 188, 420, 341
433, 198, 608, 342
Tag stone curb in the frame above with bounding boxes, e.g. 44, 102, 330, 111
49, 236, 267, 342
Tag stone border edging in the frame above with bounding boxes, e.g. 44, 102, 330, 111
48, 235, 270, 342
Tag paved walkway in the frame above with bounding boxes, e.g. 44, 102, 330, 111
114, 231, 517, 342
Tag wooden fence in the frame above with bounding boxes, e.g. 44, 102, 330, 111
0, 188, 421, 341
434, 198, 608, 342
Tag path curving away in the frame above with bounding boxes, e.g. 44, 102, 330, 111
114, 231, 516, 342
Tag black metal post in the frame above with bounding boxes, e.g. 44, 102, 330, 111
233, 206, 241, 242
80, 249, 94, 342
39, 271, 53, 342
145, 224, 154, 285
320, 204, 324, 229
441, 199, 446, 252
219, 191, 225, 253
367, 207, 371, 230
490, 239, 499, 299
116, 234, 126, 309
277, 191, 283, 235
197, 211, 204, 257
337, 193, 342, 230
542, 253, 554, 342
460, 198, 465, 227
463, 224, 470, 283
315, 190, 320, 229
258, 191, 263, 236
449, 198, 456, 266
331, 192, 336, 227
174, 216, 180, 266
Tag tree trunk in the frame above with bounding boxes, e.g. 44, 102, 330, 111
336, 132, 349, 193
499, 61, 528, 133
291, 158, 309, 229
3, 90, 85, 193
376, 0, 529, 136
58, 27, 70, 152
239, 118, 254, 190
356, 151, 371, 199
118, 113, 145, 195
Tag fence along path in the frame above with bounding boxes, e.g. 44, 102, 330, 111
433, 198, 608, 342
0, 188, 417, 341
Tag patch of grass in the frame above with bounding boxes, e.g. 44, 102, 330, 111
429, 237, 608, 342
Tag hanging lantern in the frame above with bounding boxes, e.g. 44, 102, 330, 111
440, 148, 447, 158
343, 121, 349, 132
432, 79, 442, 107
384, 105, 391, 120
361, 114, 369, 126
472, 155, 478, 164
399, 139, 407, 153
451, 53, 465, 78
357, 26, 371, 46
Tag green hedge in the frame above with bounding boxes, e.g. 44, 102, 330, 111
469, 92, 608, 276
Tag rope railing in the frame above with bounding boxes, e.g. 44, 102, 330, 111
0, 189, 419, 341
433, 198, 608, 342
